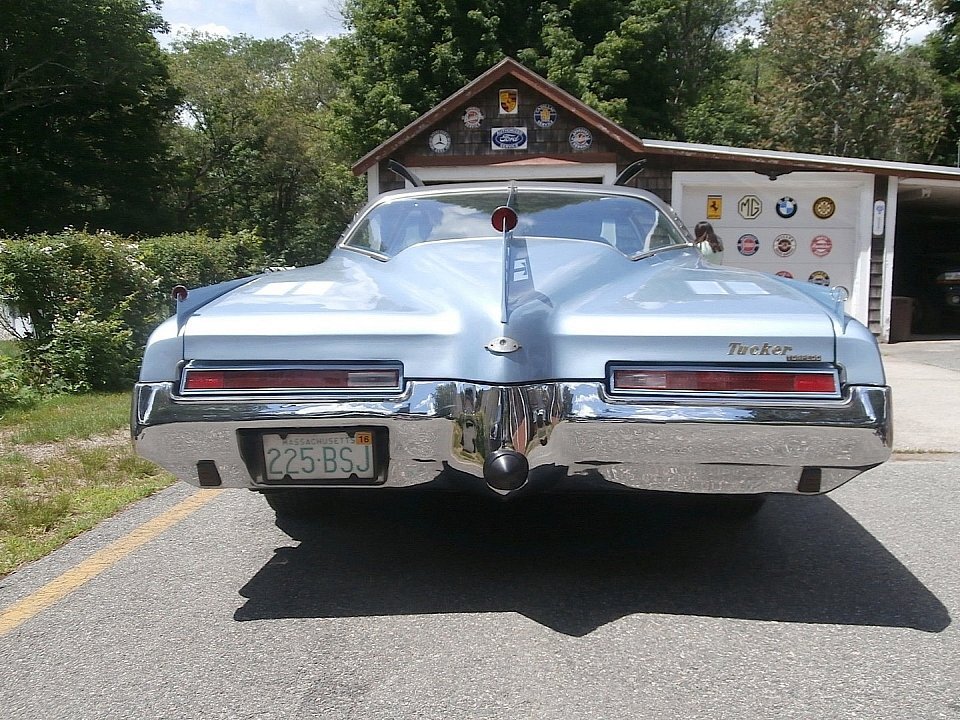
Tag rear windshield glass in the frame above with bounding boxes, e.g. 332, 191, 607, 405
342, 190, 689, 258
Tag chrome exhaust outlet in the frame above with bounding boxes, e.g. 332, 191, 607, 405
483, 449, 529, 493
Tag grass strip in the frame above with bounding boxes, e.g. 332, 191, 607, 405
0, 392, 174, 576
0, 392, 131, 444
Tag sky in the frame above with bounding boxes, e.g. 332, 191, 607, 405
156, 0, 346, 44
156, 0, 935, 46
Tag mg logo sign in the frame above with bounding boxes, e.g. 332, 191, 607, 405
738, 195, 762, 220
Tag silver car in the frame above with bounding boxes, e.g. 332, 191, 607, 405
132, 180, 892, 516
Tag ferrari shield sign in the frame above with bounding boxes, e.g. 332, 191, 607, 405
706, 195, 722, 220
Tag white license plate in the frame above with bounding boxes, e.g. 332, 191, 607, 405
262, 431, 375, 481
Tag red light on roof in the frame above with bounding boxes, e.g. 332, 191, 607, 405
491, 206, 518, 232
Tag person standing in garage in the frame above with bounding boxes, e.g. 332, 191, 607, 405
694, 221, 724, 264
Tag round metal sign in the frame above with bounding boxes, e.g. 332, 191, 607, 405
533, 103, 557, 128
813, 197, 836, 219
428, 129, 451, 153
568, 127, 593, 150
462, 106, 485, 128
776, 196, 797, 218
810, 235, 833, 257
737, 234, 760, 256
773, 234, 797, 257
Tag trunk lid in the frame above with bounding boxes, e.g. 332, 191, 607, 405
182, 242, 837, 383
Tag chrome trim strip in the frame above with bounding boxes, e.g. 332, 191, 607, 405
133, 380, 891, 495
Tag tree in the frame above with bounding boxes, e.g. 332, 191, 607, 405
758, 0, 945, 161
166, 34, 363, 264
925, 1, 960, 164
332, 0, 496, 159
332, 0, 752, 157
0, 0, 179, 235
573, 0, 753, 139
679, 41, 771, 147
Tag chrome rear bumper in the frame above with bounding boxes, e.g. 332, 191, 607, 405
132, 381, 892, 495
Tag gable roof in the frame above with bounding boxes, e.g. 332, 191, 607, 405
351, 57, 645, 175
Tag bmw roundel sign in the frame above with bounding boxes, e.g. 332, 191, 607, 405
776, 196, 797, 218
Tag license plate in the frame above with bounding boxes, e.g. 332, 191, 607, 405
262, 431, 375, 481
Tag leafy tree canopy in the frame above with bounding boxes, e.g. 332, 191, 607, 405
166, 34, 363, 264
758, 0, 944, 161
0, 0, 179, 235
925, 0, 960, 163
332, 0, 753, 158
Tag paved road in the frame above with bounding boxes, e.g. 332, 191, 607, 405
881, 339, 960, 455
0, 342, 957, 719
1, 465, 957, 719
884, 337, 960, 373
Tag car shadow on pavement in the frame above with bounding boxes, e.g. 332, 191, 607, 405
233, 490, 950, 637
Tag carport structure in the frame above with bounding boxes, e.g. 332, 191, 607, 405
354, 57, 960, 341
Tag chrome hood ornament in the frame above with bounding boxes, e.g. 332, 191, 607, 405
486, 336, 521, 354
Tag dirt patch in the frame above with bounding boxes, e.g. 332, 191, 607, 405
0, 428, 130, 463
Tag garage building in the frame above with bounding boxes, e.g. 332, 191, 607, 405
353, 58, 960, 342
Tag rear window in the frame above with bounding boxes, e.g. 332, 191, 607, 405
343, 189, 688, 258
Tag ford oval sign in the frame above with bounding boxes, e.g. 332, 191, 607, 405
491, 127, 528, 150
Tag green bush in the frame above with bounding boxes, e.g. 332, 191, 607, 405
0, 229, 268, 393
137, 230, 267, 303
0, 355, 36, 411
25, 313, 137, 392
0, 230, 159, 344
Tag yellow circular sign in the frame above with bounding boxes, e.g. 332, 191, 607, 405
813, 196, 836, 219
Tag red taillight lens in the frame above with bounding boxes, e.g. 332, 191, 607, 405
182, 368, 400, 392
612, 369, 838, 395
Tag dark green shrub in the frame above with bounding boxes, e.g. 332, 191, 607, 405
0, 354, 36, 411
24, 313, 137, 392
136, 230, 267, 303
0, 230, 159, 345
0, 230, 162, 392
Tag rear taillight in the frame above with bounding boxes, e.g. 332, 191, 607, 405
181, 366, 401, 393
611, 368, 839, 395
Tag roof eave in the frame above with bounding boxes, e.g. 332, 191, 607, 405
641, 139, 960, 182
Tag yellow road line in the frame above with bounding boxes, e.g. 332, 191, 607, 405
0, 489, 222, 637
